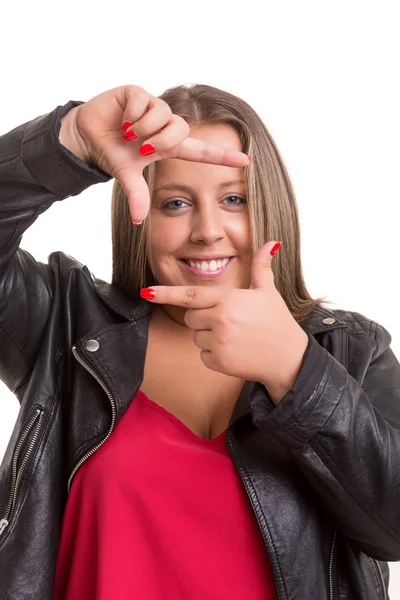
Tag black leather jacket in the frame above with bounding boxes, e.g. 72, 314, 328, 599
0, 101, 399, 600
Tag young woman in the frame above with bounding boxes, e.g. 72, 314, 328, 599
0, 84, 398, 600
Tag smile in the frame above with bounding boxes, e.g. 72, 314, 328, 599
179, 257, 236, 279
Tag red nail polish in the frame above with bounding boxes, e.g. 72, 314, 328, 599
122, 121, 132, 132
140, 143, 156, 156
140, 288, 156, 299
247, 155, 252, 164
123, 130, 138, 141
270, 241, 282, 256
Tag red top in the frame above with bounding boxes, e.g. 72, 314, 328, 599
52, 389, 278, 600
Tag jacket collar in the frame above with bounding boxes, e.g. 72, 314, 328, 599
92, 276, 348, 336
92, 279, 152, 322
79, 279, 348, 431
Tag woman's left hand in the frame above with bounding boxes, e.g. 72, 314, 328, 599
141, 241, 310, 404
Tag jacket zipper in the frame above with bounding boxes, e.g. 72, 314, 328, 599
228, 427, 341, 600
68, 346, 117, 493
0, 407, 44, 537
329, 529, 337, 600
368, 556, 387, 600
226, 429, 285, 600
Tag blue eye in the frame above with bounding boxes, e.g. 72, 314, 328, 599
224, 195, 246, 206
163, 199, 188, 210
162, 196, 246, 211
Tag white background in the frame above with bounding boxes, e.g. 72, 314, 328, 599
0, 0, 399, 596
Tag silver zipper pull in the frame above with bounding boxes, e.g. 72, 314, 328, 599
0, 518, 9, 535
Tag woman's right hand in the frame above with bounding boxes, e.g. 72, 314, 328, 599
60, 85, 251, 224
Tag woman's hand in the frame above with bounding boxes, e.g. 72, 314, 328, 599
140, 241, 310, 405
59, 85, 250, 224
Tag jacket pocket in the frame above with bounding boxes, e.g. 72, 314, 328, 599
0, 405, 45, 540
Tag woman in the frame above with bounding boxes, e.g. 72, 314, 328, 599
0, 84, 398, 599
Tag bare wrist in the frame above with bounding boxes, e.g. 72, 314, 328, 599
59, 107, 90, 165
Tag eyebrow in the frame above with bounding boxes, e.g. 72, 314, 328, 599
153, 179, 246, 194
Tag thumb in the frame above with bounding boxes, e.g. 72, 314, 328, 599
115, 169, 151, 224
249, 241, 282, 290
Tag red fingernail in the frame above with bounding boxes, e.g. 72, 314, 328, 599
140, 288, 156, 299
123, 130, 138, 141
247, 155, 252, 164
122, 121, 132, 132
140, 143, 156, 156
270, 242, 282, 256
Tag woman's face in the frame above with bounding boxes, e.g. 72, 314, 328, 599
147, 123, 252, 328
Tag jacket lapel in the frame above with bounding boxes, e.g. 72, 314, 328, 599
76, 278, 347, 434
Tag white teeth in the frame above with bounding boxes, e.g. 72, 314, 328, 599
188, 257, 230, 271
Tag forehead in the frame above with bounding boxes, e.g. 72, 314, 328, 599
155, 123, 244, 185
188, 123, 242, 148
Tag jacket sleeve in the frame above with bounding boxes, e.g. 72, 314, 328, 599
0, 101, 112, 397
250, 319, 400, 561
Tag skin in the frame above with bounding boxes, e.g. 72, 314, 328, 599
147, 123, 252, 334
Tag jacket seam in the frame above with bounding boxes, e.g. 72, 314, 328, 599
309, 431, 400, 545
70, 346, 121, 463
287, 326, 373, 434
366, 555, 382, 595
0, 150, 21, 165
0, 403, 51, 549
228, 432, 288, 599
88, 351, 122, 407
19, 138, 65, 195
370, 321, 380, 361
71, 430, 107, 466
0, 322, 33, 388
346, 311, 373, 335
21, 113, 92, 196
283, 354, 334, 434
14, 375, 31, 395
4, 353, 65, 530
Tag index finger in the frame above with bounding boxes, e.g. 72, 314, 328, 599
142, 285, 220, 308
171, 137, 251, 167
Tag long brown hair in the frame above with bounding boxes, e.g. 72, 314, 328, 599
111, 83, 332, 324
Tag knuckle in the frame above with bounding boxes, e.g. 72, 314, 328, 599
125, 86, 147, 104
200, 144, 210, 163
183, 309, 192, 326
130, 85, 147, 96
200, 349, 211, 364
177, 116, 190, 135
226, 307, 240, 325
160, 117, 190, 158
159, 99, 173, 117
220, 312, 232, 327
183, 287, 196, 306
171, 116, 190, 143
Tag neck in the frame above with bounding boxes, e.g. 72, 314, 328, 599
153, 305, 191, 334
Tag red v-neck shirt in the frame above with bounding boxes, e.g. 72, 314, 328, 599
52, 389, 278, 600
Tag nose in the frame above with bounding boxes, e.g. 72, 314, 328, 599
189, 202, 225, 244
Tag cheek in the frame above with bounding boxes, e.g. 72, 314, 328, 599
147, 226, 185, 271
151, 232, 183, 257
226, 218, 250, 249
